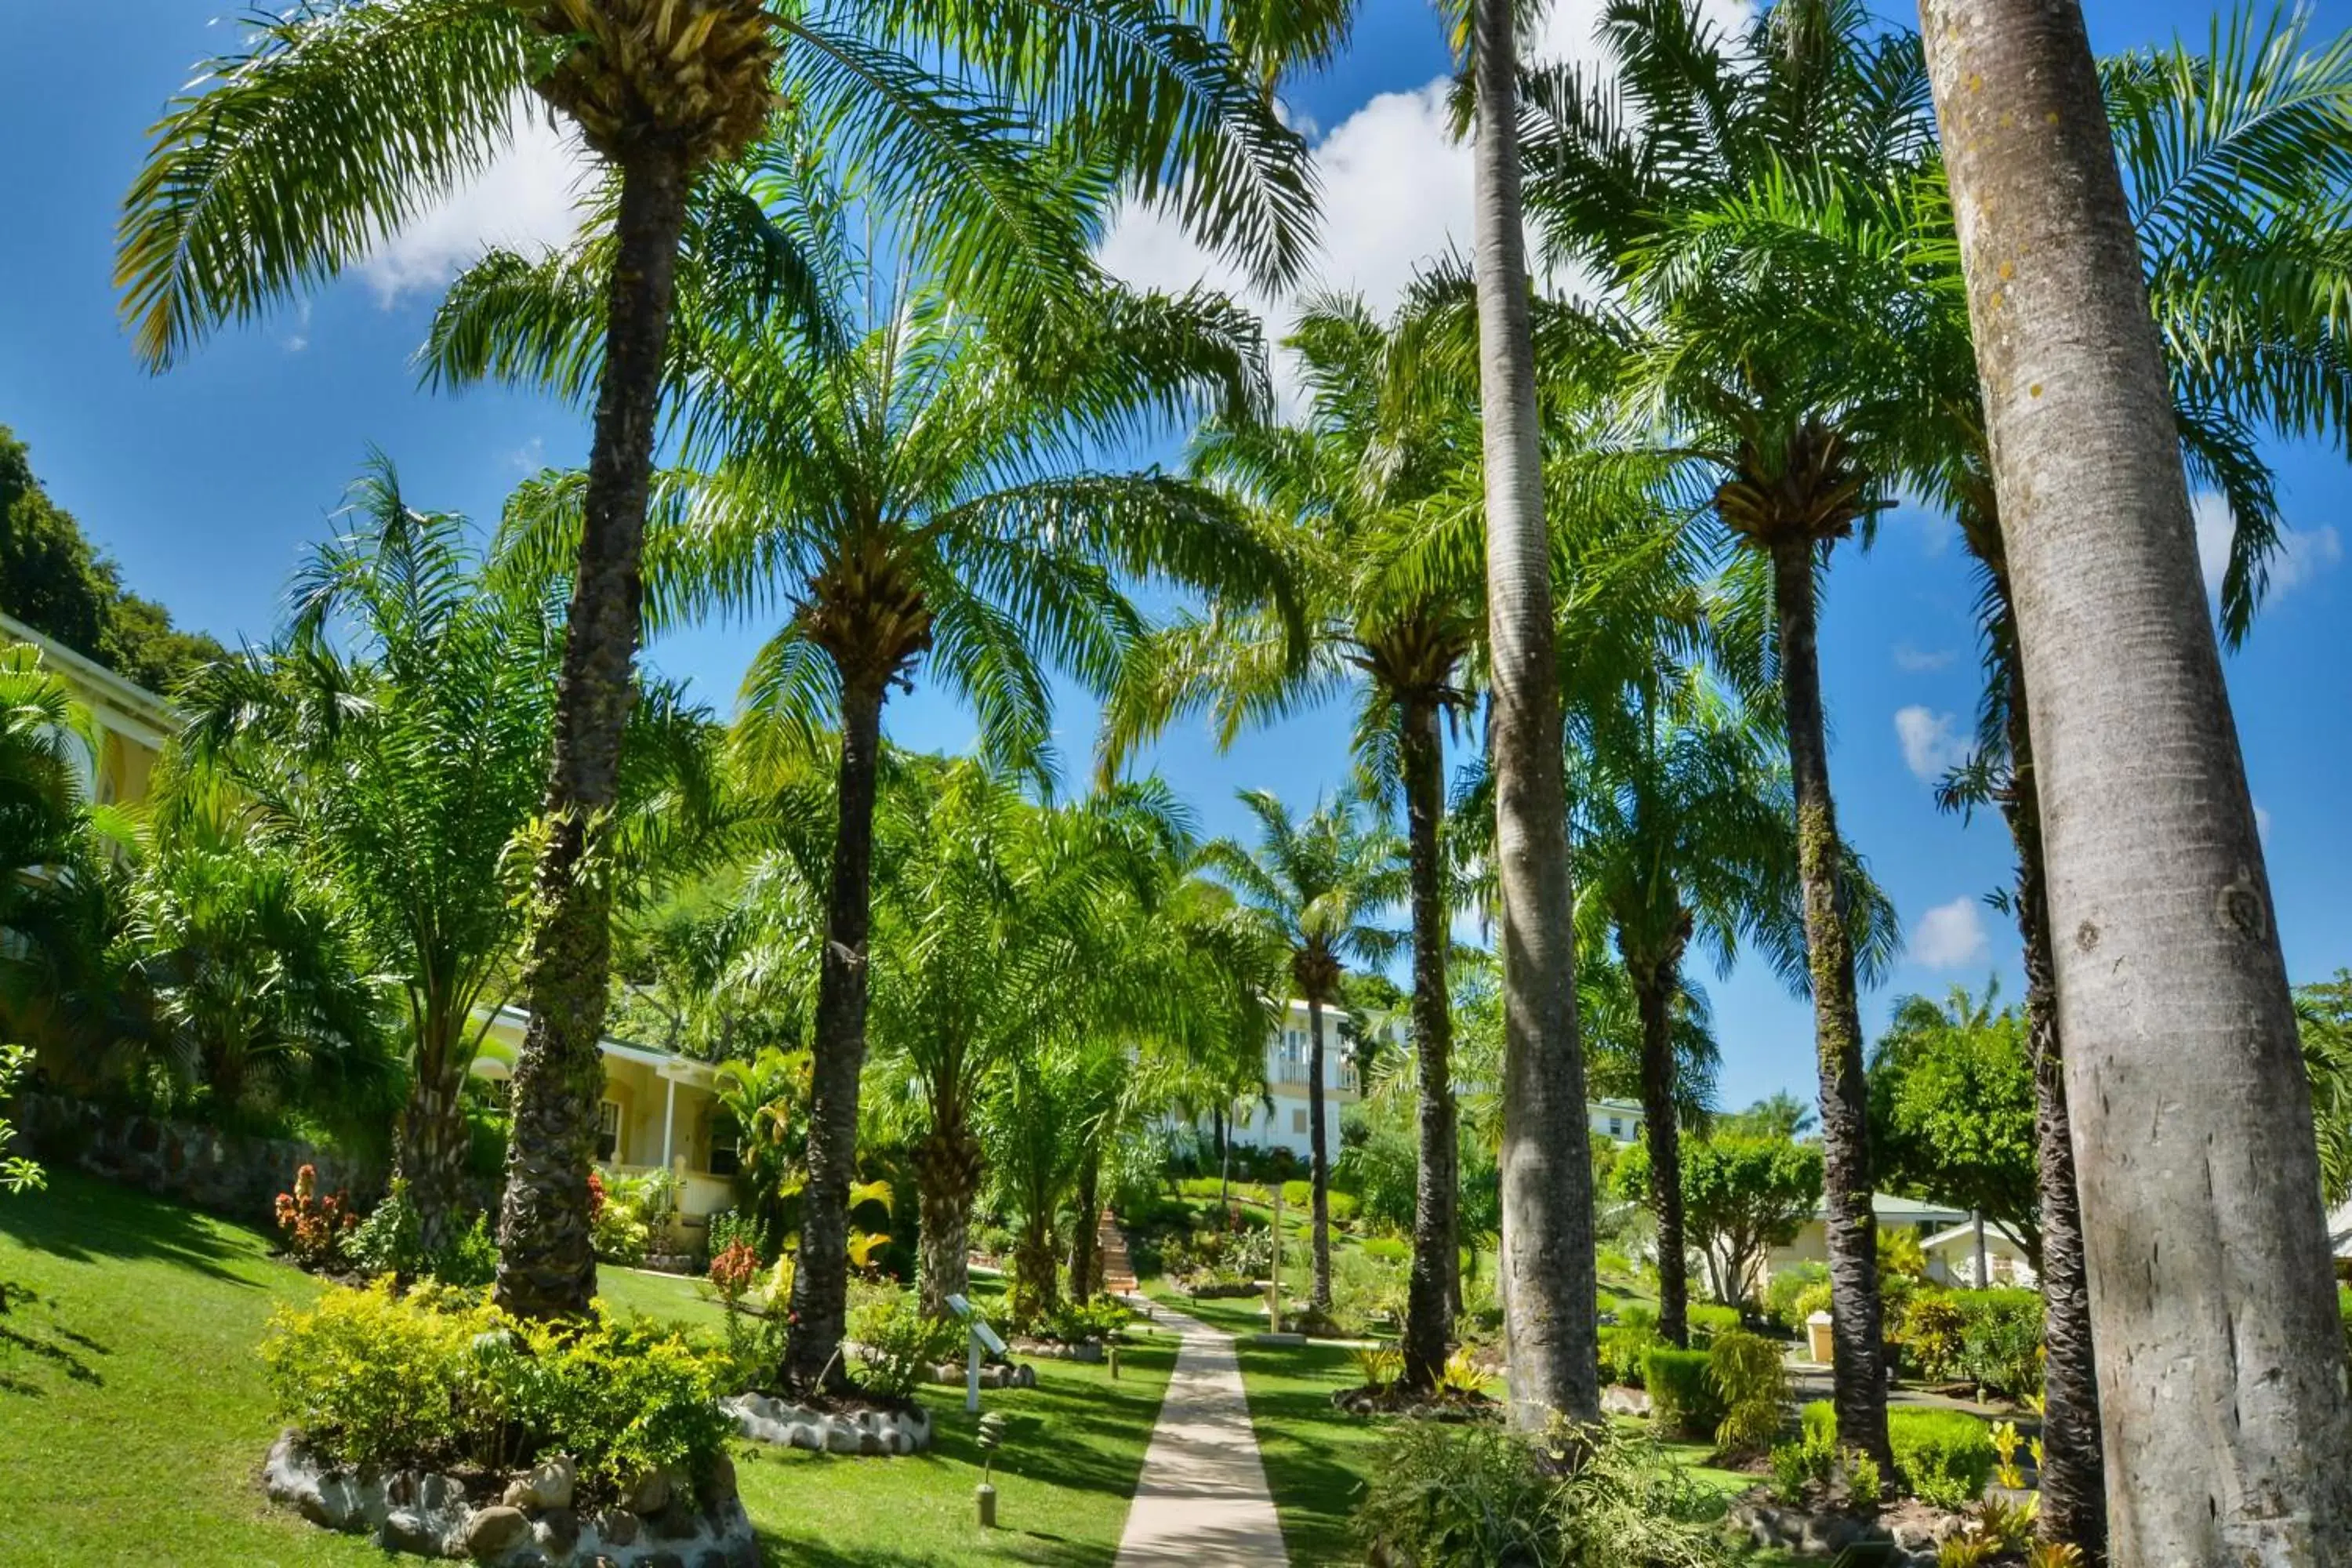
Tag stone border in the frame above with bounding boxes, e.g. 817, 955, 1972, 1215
1011, 1336, 1104, 1363
924, 1359, 1036, 1390
262, 1433, 757, 1567
722, 1393, 933, 1455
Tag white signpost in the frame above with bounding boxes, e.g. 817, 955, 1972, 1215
945, 1292, 1007, 1414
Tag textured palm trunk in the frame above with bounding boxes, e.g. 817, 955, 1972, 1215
1305, 992, 1334, 1312
1011, 1218, 1058, 1327
1066, 1152, 1101, 1305
1399, 693, 1459, 1391
785, 673, 887, 1388
396, 1038, 471, 1255
1767, 535, 1889, 1472
1471, 0, 1599, 1429
1999, 656, 2105, 1562
1633, 962, 1689, 1347
1922, 4, 2352, 1552
494, 147, 688, 1319
912, 1117, 982, 1319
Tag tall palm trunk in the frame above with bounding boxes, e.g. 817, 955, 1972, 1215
1305, 992, 1334, 1312
1399, 692, 1459, 1389
1470, 0, 1599, 1428
495, 147, 688, 1319
1999, 653, 2104, 1562
1767, 534, 1889, 1471
1922, 3, 2352, 1553
1067, 1150, 1101, 1305
1632, 957, 1689, 1346
913, 1112, 982, 1319
786, 673, 888, 1388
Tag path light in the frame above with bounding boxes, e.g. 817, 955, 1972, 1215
975, 1411, 1007, 1528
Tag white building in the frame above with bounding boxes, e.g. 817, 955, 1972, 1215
1208, 999, 1381, 1162
1590, 1098, 1646, 1144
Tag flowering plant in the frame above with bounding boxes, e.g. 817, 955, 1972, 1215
710, 1240, 760, 1305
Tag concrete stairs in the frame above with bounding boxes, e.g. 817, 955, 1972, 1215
1098, 1209, 1139, 1297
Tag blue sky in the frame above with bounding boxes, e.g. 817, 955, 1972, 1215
4, 0, 2348, 1111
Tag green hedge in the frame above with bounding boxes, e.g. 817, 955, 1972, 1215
1687, 1303, 1741, 1343
1643, 1348, 1726, 1439
1800, 1402, 1993, 1508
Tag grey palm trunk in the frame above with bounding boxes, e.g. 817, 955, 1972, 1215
1470, 0, 1601, 1428
1399, 691, 1459, 1389
1922, 0, 2352, 1555
395, 1039, 474, 1255
1998, 658, 2104, 1561
786, 670, 890, 1388
1767, 535, 1889, 1472
1066, 1150, 1102, 1305
1306, 992, 1334, 1312
913, 1116, 983, 1319
494, 146, 689, 1319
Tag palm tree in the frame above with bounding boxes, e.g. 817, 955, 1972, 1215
1103, 292, 1482, 1386
118, 0, 1317, 1321
1919, 0, 2352, 1555
450, 215, 1295, 1380
176, 461, 715, 1248
1463, 0, 1608, 1431
1203, 790, 1401, 1312
1519, 0, 1942, 1464
708, 1045, 812, 1253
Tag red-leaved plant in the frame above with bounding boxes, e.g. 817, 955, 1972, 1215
274, 1163, 357, 1269
710, 1240, 760, 1306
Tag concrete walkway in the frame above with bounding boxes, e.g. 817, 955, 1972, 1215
1115, 1308, 1288, 1568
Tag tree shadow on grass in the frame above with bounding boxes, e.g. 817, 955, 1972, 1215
754, 1530, 1105, 1567
0, 1281, 113, 1393
0, 1169, 260, 1287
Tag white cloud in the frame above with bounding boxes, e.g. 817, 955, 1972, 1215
1892, 642, 1955, 673
1098, 0, 1746, 404
1910, 897, 1989, 970
359, 102, 596, 304
1894, 705, 1969, 781
2193, 490, 2343, 607
2256, 800, 2273, 844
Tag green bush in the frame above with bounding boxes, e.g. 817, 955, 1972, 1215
1770, 1428, 1835, 1504
1362, 1236, 1410, 1263
1642, 1348, 1726, 1440
1705, 1330, 1788, 1454
1766, 1263, 1831, 1333
261, 1282, 731, 1499
1800, 1403, 1993, 1508
848, 1292, 961, 1399
1898, 1292, 1969, 1382
1274, 1181, 1359, 1224
343, 1185, 497, 1287
1353, 1417, 1737, 1567
1686, 1303, 1741, 1344
1330, 1247, 1407, 1335
1955, 1290, 2042, 1399
1601, 1321, 1660, 1388
706, 1208, 767, 1267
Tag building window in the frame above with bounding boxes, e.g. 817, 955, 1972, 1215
596, 1100, 620, 1163
1291, 1109, 1309, 1134
1607, 1117, 1624, 1138
709, 1112, 741, 1178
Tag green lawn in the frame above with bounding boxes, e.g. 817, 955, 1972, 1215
0, 1172, 1174, 1567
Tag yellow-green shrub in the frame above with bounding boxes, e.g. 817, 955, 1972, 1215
260, 1279, 486, 1467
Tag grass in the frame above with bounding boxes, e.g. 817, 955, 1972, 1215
0, 1171, 1176, 1566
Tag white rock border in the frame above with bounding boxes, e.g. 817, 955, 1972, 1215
262, 1432, 758, 1567
722, 1392, 934, 1455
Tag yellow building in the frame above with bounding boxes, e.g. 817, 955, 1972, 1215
0, 609, 172, 811
470, 1006, 738, 1251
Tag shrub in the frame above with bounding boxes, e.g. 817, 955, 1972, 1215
1900, 1293, 1970, 1382
262, 1283, 731, 1497
1955, 1290, 2042, 1399
1046, 1298, 1134, 1344
1802, 1402, 1994, 1508
848, 1293, 960, 1400
1705, 1330, 1788, 1454
1770, 1427, 1835, 1504
709, 1241, 760, 1304
1330, 1247, 1406, 1334
1642, 1348, 1726, 1440
706, 1208, 766, 1267
1686, 1303, 1741, 1344
273, 1164, 357, 1269
1766, 1263, 1831, 1333
590, 1169, 677, 1266
1275, 1181, 1359, 1224
1601, 1320, 1660, 1388
1362, 1236, 1410, 1263
1353, 1417, 1737, 1567
434, 1217, 499, 1288
1352, 1343, 1402, 1389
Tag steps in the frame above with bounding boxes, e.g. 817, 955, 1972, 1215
1098, 1209, 1139, 1297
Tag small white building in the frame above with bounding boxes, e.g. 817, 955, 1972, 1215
1921, 1218, 2038, 1288
1590, 1098, 1646, 1144
1214, 998, 1375, 1161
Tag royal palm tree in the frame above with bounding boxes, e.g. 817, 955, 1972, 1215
1519, 0, 1943, 1463
118, 0, 1319, 1320
1103, 292, 1482, 1386
176, 462, 716, 1249
1203, 790, 1401, 1312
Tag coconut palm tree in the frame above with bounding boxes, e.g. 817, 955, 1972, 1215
1202, 790, 1402, 1312
118, 0, 1319, 1320
448, 210, 1295, 1380
175, 460, 717, 1249
1102, 291, 1482, 1386
1518, 0, 1944, 1464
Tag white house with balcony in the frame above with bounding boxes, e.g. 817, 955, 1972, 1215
1213, 998, 1385, 1161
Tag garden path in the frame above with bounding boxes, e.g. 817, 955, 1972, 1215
1114, 1307, 1287, 1567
